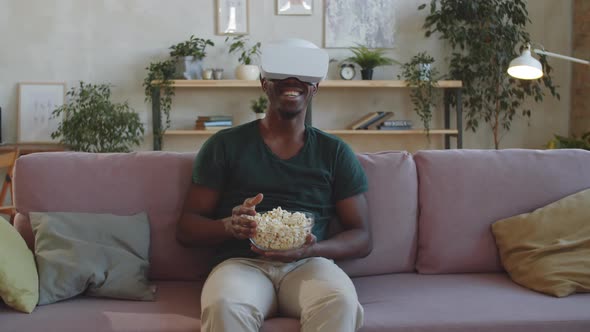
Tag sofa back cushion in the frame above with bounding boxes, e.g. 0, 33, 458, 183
414, 149, 590, 274
13, 152, 212, 281
335, 151, 418, 276
13, 150, 419, 281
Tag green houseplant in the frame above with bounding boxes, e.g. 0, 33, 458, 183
51, 82, 144, 152
169, 35, 214, 80
169, 35, 215, 59
143, 59, 176, 139
346, 44, 397, 80
546, 131, 590, 150
398, 52, 440, 136
250, 96, 268, 119
225, 35, 262, 80
420, 0, 560, 149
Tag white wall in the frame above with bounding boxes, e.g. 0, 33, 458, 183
0, 0, 572, 152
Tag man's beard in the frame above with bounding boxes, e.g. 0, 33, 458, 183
277, 108, 302, 120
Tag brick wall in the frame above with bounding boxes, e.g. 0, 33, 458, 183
572, 0, 590, 136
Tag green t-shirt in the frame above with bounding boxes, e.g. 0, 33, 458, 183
192, 120, 368, 261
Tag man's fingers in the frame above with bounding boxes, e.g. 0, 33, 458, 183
243, 193, 264, 208
230, 216, 257, 238
235, 225, 252, 235
305, 233, 317, 245
233, 216, 257, 228
235, 207, 256, 216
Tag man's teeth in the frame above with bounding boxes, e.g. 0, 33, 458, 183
283, 90, 301, 97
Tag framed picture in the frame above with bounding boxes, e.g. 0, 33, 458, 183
17, 82, 66, 143
216, 0, 249, 35
277, 0, 313, 15
324, 0, 396, 48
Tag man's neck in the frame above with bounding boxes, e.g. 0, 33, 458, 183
260, 111, 306, 140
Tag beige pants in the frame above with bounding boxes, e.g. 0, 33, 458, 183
201, 257, 364, 332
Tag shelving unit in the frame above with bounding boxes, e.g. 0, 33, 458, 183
165, 129, 459, 136
150, 80, 463, 150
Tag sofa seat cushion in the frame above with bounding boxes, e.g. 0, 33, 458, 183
0, 282, 203, 332
3, 276, 589, 332
0, 281, 300, 332
354, 273, 590, 332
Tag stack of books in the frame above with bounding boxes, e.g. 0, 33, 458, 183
379, 120, 413, 130
348, 112, 395, 130
195, 115, 233, 130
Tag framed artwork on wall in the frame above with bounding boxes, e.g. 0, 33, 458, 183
277, 0, 313, 15
324, 0, 397, 48
17, 82, 66, 143
216, 0, 249, 35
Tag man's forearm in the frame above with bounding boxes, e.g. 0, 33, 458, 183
306, 228, 372, 260
176, 213, 233, 247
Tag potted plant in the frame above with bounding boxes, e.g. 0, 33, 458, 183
546, 131, 590, 150
398, 52, 440, 137
143, 59, 176, 140
225, 35, 261, 80
51, 82, 144, 152
420, 0, 560, 149
169, 35, 215, 80
250, 96, 268, 119
346, 44, 397, 80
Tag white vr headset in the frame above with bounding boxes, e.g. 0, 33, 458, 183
260, 39, 329, 84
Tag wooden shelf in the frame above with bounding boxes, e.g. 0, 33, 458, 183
165, 129, 227, 135
164, 129, 459, 136
150, 79, 464, 150
154, 80, 463, 89
325, 129, 458, 135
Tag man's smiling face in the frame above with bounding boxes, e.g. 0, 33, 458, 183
263, 77, 318, 120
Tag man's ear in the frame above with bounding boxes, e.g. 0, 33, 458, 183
261, 77, 267, 93
311, 83, 319, 96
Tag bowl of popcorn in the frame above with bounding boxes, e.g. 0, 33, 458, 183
248, 207, 314, 251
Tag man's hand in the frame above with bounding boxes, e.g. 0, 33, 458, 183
250, 234, 317, 262
223, 193, 263, 240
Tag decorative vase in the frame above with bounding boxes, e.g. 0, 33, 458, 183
360, 68, 373, 80
418, 63, 432, 81
183, 56, 203, 80
202, 68, 213, 80
213, 68, 224, 80
255, 113, 266, 120
236, 65, 260, 80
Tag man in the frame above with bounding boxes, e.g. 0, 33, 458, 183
177, 39, 372, 332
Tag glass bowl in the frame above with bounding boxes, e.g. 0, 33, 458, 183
249, 210, 314, 251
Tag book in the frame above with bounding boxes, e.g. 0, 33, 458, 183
195, 120, 233, 127
382, 120, 413, 127
367, 112, 395, 130
348, 112, 383, 130
378, 126, 413, 130
196, 115, 233, 121
359, 112, 390, 130
195, 121, 233, 130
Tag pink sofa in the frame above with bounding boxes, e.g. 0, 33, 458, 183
1, 149, 590, 332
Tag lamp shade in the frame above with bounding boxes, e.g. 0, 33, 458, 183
507, 49, 543, 80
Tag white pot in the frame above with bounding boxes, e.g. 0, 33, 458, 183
255, 113, 266, 120
183, 56, 203, 80
235, 65, 260, 80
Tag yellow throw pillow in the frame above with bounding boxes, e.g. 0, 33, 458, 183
0, 216, 39, 313
491, 188, 590, 297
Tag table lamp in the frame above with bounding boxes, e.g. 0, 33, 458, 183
507, 44, 589, 80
